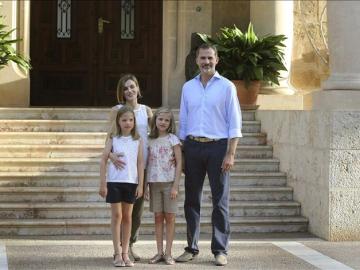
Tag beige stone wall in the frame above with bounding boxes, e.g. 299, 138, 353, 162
257, 108, 360, 241
0, 0, 30, 107
291, 0, 329, 94
211, 0, 250, 36
163, 0, 212, 108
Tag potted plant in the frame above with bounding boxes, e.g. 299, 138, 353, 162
0, 12, 31, 71
197, 23, 287, 109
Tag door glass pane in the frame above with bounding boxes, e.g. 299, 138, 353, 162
57, 0, 71, 38
121, 0, 135, 39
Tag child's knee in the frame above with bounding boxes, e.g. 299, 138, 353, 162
154, 212, 165, 222
112, 212, 122, 222
122, 213, 132, 224
164, 213, 175, 222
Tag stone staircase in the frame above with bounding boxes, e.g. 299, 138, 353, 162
0, 108, 308, 235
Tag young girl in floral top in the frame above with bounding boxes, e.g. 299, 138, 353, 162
145, 107, 182, 265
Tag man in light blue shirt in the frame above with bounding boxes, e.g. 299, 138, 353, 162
176, 43, 242, 266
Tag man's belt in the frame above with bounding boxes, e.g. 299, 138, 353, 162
188, 135, 219, 143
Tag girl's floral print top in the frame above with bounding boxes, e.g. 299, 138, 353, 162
146, 134, 180, 183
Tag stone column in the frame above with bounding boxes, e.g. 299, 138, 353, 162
322, 1, 360, 91
309, 1, 360, 241
250, 0, 295, 95
310, 0, 360, 110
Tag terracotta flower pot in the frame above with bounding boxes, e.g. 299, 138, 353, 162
232, 80, 261, 110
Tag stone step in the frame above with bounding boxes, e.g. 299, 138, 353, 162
0, 145, 273, 158
0, 186, 293, 202
0, 119, 262, 133
0, 201, 301, 219
0, 172, 287, 187
0, 157, 279, 172
0, 108, 112, 120
0, 120, 109, 132
0, 132, 266, 145
0, 132, 107, 145
230, 172, 287, 186
0, 108, 309, 236
0, 107, 256, 121
232, 159, 279, 172
0, 216, 308, 235
239, 133, 267, 145
0, 145, 103, 158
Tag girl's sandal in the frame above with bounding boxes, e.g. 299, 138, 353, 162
164, 254, 175, 265
122, 253, 135, 267
113, 253, 125, 267
149, 253, 164, 264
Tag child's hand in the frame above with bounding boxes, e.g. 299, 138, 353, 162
136, 185, 143, 199
170, 186, 178, 200
170, 153, 176, 167
99, 184, 107, 198
144, 186, 150, 201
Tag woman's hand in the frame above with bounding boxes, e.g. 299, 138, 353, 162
109, 152, 126, 170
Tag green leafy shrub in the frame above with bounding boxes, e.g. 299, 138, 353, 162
0, 12, 31, 71
197, 23, 287, 85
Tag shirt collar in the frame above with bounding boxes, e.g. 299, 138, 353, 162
195, 71, 221, 81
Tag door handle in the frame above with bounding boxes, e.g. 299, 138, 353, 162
98, 17, 111, 34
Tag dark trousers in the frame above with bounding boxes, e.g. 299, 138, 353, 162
129, 194, 144, 245
183, 138, 230, 256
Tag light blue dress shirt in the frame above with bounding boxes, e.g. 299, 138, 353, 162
178, 72, 242, 140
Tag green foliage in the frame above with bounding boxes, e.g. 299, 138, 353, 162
197, 23, 287, 85
0, 14, 31, 71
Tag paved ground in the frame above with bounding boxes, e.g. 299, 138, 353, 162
1, 233, 360, 270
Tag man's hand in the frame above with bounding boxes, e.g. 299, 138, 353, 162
221, 152, 235, 172
109, 152, 126, 170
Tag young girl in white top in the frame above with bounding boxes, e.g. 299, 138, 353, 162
99, 105, 144, 267
145, 107, 182, 265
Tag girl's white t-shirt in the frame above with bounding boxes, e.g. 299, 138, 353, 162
146, 134, 180, 183
107, 135, 140, 184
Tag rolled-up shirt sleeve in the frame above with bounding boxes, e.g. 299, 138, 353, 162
226, 83, 243, 138
178, 86, 188, 140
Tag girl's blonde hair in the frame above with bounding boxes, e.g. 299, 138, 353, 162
149, 107, 176, 139
115, 105, 140, 139
116, 74, 142, 104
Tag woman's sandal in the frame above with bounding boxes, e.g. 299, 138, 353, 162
149, 253, 164, 264
122, 253, 135, 267
163, 254, 175, 265
113, 253, 125, 267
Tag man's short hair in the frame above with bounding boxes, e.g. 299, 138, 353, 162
196, 43, 218, 57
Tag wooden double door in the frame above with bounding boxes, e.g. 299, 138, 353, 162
30, 0, 162, 106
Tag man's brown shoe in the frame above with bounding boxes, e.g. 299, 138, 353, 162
175, 251, 197, 263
